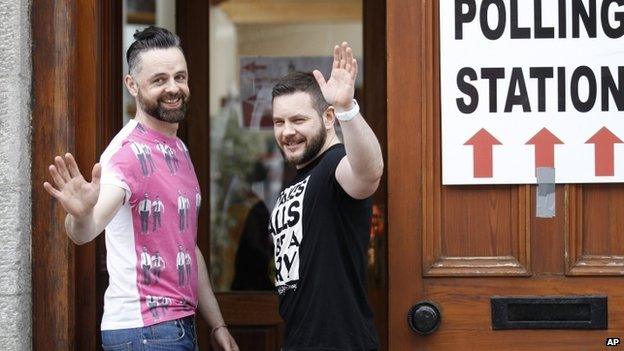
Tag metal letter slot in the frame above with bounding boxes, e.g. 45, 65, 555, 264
491, 296, 607, 330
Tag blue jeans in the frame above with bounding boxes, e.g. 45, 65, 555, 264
101, 315, 198, 350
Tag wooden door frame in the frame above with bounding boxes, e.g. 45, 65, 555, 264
175, 1, 214, 348
32, 1, 121, 349
32, 2, 79, 349
387, 0, 429, 348
363, 0, 388, 349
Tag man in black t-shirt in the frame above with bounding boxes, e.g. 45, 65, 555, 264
270, 42, 384, 350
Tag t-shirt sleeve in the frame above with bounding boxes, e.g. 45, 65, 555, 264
100, 143, 142, 202
328, 146, 371, 204
323, 146, 346, 176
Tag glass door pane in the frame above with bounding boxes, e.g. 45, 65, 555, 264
209, 2, 363, 292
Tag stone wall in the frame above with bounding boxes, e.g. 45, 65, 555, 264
0, 0, 31, 350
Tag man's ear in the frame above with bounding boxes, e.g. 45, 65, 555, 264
124, 74, 138, 97
323, 106, 336, 129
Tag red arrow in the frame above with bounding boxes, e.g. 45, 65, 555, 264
464, 128, 502, 178
525, 128, 564, 169
242, 61, 267, 73
586, 127, 623, 176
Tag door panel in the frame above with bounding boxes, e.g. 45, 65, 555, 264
228, 327, 280, 351
441, 187, 517, 256
388, 0, 624, 349
423, 277, 624, 349
569, 185, 624, 275
217, 294, 282, 350
426, 185, 530, 276
530, 185, 566, 274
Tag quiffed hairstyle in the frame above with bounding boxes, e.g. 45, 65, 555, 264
271, 71, 330, 116
126, 26, 182, 75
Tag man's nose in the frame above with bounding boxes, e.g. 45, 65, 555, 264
283, 122, 296, 136
164, 78, 180, 93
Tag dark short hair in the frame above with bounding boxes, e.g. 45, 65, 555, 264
126, 26, 182, 75
271, 71, 330, 116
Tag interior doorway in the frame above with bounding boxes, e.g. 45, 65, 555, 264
199, 1, 388, 349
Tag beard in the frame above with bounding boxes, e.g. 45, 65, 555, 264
137, 89, 190, 123
282, 123, 327, 167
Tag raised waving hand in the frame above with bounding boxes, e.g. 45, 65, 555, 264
312, 41, 358, 111
43, 153, 101, 218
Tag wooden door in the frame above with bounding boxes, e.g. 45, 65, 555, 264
32, 1, 121, 349
388, 0, 624, 350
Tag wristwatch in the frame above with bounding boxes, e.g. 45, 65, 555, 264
334, 99, 360, 122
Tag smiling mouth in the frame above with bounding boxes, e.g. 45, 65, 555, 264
161, 96, 182, 108
283, 140, 304, 151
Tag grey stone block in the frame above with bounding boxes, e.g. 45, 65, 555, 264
0, 78, 29, 186
0, 1, 20, 77
0, 185, 30, 266
0, 0, 33, 349
0, 337, 23, 351
0, 293, 31, 339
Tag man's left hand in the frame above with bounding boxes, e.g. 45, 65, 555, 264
211, 327, 239, 351
313, 41, 358, 112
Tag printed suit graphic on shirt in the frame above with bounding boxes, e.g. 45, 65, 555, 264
143, 144, 156, 173
140, 246, 152, 285
176, 245, 192, 287
177, 140, 192, 170
195, 187, 201, 218
177, 191, 190, 232
138, 194, 151, 234
156, 141, 179, 175
130, 141, 155, 176
152, 196, 164, 231
99, 120, 200, 330
151, 251, 165, 284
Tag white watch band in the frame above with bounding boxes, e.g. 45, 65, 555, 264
334, 99, 360, 121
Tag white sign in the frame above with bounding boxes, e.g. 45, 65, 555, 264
440, 0, 624, 184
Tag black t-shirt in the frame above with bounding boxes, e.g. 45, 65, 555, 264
269, 144, 379, 351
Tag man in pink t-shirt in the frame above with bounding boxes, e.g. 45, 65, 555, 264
43, 26, 238, 351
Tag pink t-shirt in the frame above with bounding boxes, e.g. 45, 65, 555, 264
99, 119, 200, 330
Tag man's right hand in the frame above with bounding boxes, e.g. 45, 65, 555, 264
43, 153, 101, 218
